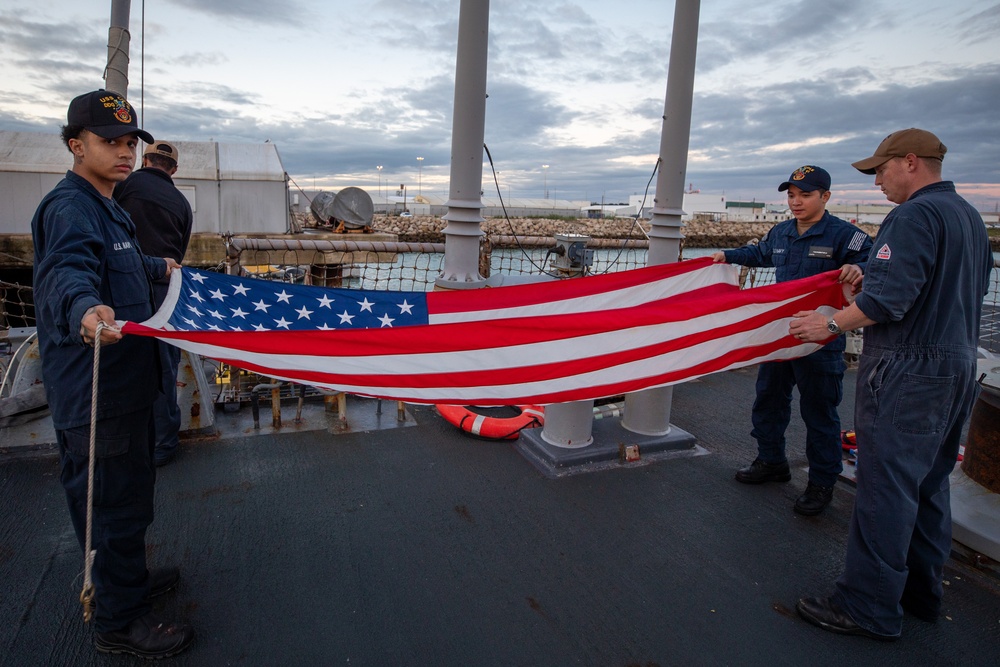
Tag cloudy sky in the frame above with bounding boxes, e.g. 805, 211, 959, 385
1, 0, 998, 209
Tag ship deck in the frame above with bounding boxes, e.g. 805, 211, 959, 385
2, 366, 999, 666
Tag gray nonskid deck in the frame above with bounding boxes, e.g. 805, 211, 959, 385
2, 367, 998, 666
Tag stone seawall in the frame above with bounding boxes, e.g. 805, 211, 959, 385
360, 214, 883, 249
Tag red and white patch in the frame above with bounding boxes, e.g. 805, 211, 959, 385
876, 243, 891, 260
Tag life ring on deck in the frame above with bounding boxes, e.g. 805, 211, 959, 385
435, 404, 544, 440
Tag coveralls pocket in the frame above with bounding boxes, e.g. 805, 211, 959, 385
892, 373, 957, 435
106, 252, 148, 308
61, 426, 135, 509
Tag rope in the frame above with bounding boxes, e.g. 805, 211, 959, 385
79, 321, 106, 622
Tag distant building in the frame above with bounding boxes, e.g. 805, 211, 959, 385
725, 201, 766, 222
627, 192, 728, 220
827, 203, 895, 225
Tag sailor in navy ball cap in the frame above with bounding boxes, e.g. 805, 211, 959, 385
31, 89, 192, 658
66, 89, 154, 144
712, 162, 873, 517
778, 165, 832, 193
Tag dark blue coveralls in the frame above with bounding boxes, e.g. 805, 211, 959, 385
32, 170, 167, 633
833, 181, 992, 637
724, 212, 873, 486
114, 167, 194, 461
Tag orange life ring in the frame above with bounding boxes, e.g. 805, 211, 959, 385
435, 404, 544, 440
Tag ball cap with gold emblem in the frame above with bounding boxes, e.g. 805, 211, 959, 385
851, 128, 947, 175
67, 89, 154, 144
778, 165, 831, 193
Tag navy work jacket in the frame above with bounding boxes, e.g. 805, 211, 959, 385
31, 171, 167, 429
856, 181, 992, 357
114, 167, 193, 307
723, 211, 873, 353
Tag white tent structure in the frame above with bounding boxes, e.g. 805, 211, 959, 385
0, 131, 291, 235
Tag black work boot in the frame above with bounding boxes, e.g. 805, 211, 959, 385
148, 567, 180, 598
794, 482, 834, 516
88, 567, 180, 611
735, 458, 791, 484
95, 612, 194, 659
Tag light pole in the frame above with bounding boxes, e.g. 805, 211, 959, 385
416, 156, 424, 196
542, 164, 549, 199
376, 165, 383, 200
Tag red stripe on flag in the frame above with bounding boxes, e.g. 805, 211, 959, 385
123, 268, 845, 404
426, 256, 720, 315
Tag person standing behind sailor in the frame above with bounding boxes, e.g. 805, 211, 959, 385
31, 89, 193, 659
114, 140, 193, 467
712, 165, 873, 515
791, 129, 992, 639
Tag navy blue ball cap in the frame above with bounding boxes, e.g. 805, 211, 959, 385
778, 165, 831, 192
67, 89, 154, 144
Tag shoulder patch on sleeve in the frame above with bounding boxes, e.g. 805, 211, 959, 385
875, 243, 891, 260
849, 231, 868, 251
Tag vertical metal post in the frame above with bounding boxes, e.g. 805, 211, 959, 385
435, 0, 489, 290
271, 387, 282, 428
622, 0, 701, 436
105, 0, 132, 96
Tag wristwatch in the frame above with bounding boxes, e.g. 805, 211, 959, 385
827, 318, 844, 336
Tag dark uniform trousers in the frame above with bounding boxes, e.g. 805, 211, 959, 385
154, 343, 182, 455
834, 349, 978, 637
750, 347, 846, 487
58, 407, 156, 633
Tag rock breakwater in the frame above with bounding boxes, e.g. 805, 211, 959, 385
364, 214, 882, 249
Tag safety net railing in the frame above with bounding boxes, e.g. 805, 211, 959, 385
4, 237, 1000, 357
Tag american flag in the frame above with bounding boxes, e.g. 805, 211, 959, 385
123, 258, 846, 405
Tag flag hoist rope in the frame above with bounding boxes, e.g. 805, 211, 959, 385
79, 321, 107, 622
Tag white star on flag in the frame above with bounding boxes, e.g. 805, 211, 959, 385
126, 263, 850, 406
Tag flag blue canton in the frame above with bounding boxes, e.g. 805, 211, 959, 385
168, 269, 430, 332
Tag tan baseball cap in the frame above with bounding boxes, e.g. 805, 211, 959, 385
144, 140, 179, 161
851, 128, 947, 175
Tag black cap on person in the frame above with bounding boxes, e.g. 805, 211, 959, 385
778, 165, 831, 193
67, 89, 154, 144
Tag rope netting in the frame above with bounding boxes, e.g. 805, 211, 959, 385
4, 239, 1000, 357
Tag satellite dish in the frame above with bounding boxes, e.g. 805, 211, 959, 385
309, 191, 337, 225
332, 187, 375, 229
309, 187, 374, 230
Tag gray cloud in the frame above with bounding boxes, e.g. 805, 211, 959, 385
165, 0, 312, 26
957, 3, 1000, 44
0, 1, 996, 210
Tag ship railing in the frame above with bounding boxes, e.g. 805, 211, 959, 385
4, 240, 1000, 355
